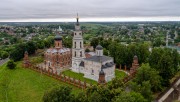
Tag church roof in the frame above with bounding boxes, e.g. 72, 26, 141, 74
99, 69, 105, 75
84, 55, 112, 62
96, 45, 103, 50
54, 34, 62, 40
46, 48, 70, 54
133, 55, 138, 59
101, 62, 115, 69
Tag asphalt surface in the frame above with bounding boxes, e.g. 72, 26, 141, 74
0, 58, 9, 66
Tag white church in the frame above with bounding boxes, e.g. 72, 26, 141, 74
71, 14, 115, 82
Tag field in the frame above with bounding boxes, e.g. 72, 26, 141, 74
0, 62, 81, 102
115, 69, 128, 79
62, 70, 97, 84
0, 61, 128, 102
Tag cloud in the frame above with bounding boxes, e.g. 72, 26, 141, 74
0, 0, 180, 21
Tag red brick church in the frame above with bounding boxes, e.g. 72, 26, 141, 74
44, 27, 72, 72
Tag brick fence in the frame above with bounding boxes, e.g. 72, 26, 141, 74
23, 64, 137, 89
122, 71, 137, 83
24, 65, 90, 89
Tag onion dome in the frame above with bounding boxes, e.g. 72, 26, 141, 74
133, 55, 138, 59
25, 51, 28, 54
54, 34, 62, 40
96, 45, 103, 50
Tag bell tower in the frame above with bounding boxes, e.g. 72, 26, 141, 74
71, 14, 85, 73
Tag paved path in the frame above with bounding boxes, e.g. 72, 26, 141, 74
157, 77, 180, 102
0, 58, 9, 66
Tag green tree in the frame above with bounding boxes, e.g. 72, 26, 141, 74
90, 38, 99, 51
129, 81, 153, 101
7, 60, 16, 69
134, 63, 162, 92
0, 51, 9, 59
149, 48, 178, 86
103, 48, 109, 56
113, 91, 147, 102
43, 86, 74, 102
75, 92, 88, 102
85, 48, 90, 52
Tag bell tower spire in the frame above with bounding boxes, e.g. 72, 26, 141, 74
71, 14, 85, 73
76, 13, 79, 25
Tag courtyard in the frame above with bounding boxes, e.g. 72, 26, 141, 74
62, 69, 128, 84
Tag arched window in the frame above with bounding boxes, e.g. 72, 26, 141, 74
91, 69, 94, 75
74, 42, 76, 48
80, 42, 82, 48
58, 43, 59, 46
75, 51, 76, 57
75, 33, 76, 35
80, 51, 82, 57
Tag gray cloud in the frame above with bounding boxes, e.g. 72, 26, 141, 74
0, 0, 180, 20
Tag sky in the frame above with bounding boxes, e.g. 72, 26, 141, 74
0, 0, 180, 22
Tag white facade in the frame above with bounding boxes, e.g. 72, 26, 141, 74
83, 59, 115, 82
71, 16, 115, 82
71, 16, 85, 73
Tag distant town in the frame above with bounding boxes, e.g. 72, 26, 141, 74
0, 19, 180, 102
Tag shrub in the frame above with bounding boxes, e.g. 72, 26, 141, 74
7, 60, 16, 69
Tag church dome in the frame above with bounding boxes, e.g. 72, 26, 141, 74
96, 45, 103, 50
54, 35, 62, 40
133, 55, 138, 59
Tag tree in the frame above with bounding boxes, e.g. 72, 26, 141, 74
129, 81, 153, 101
158, 53, 174, 86
85, 48, 90, 52
108, 78, 125, 90
103, 48, 108, 56
86, 85, 112, 102
113, 91, 147, 102
75, 92, 88, 102
90, 38, 99, 51
0, 51, 9, 59
134, 63, 162, 92
7, 60, 16, 69
149, 48, 178, 86
43, 86, 74, 102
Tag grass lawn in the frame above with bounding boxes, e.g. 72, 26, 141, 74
62, 70, 97, 84
115, 69, 128, 79
0, 62, 81, 102
62, 69, 128, 85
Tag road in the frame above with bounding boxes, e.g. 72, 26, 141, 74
0, 58, 9, 66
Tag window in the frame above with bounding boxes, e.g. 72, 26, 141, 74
80, 42, 82, 48
74, 42, 76, 48
80, 51, 82, 57
75, 51, 76, 57
91, 69, 94, 75
75, 33, 76, 35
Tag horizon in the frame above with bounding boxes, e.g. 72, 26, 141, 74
0, 16, 180, 22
